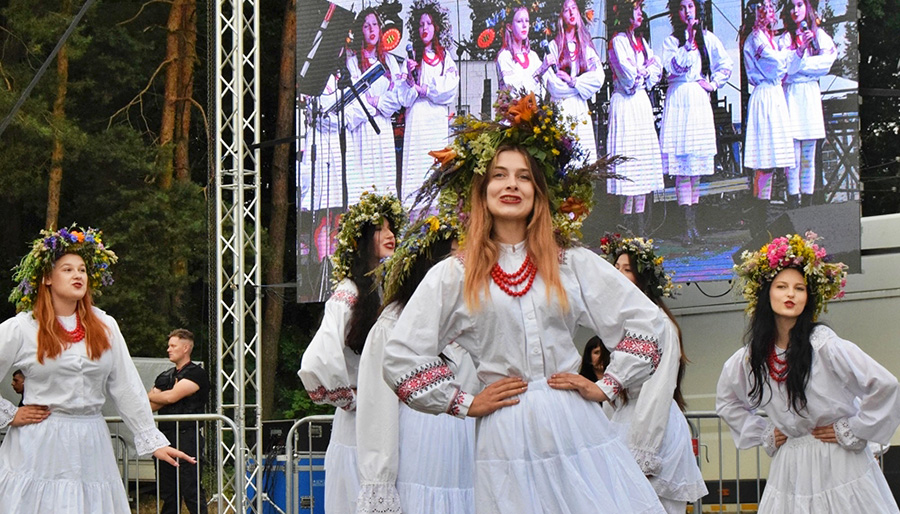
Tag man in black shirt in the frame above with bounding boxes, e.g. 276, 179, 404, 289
149, 329, 210, 514
11, 369, 24, 407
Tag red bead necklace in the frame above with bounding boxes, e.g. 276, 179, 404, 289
422, 50, 441, 66
491, 254, 538, 297
513, 50, 530, 69
59, 313, 86, 343
767, 347, 788, 382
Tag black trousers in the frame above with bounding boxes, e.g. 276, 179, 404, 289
158, 430, 208, 514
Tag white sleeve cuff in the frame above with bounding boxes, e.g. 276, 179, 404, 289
632, 447, 663, 476
0, 399, 17, 428
447, 388, 473, 419
834, 418, 867, 451
134, 427, 171, 457
762, 421, 778, 457
357, 482, 402, 514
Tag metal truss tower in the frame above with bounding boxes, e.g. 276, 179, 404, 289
215, 0, 262, 512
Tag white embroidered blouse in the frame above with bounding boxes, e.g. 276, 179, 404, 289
382, 243, 669, 419
716, 325, 900, 456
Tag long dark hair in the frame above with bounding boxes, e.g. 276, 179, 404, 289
579, 336, 608, 382
746, 269, 819, 413
668, 0, 711, 77
609, 0, 649, 61
780, 0, 820, 54
624, 252, 688, 411
390, 238, 455, 309
353, 8, 392, 80
345, 221, 395, 354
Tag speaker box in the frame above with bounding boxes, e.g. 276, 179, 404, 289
733, 201, 861, 273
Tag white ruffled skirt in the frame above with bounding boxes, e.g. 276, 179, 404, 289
744, 81, 795, 169
607, 89, 665, 196
784, 81, 826, 141
608, 400, 708, 504
396, 403, 476, 514
759, 434, 899, 513
660, 81, 716, 177
475, 379, 664, 513
325, 407, 360, 514
0, 413, 131, 514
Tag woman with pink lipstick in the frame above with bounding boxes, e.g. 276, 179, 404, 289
0, 226, 191, 513
298, 192, 406, 514
345, 8, 403, 202
606, 0, 664, 235
740, 0, 795, 209
545, 0, 604, 161
717, 232, 900, 512
496, 6, 552, 95
777, 0, 836, 208
396, 0, 459, 202
659, 0, 733, 243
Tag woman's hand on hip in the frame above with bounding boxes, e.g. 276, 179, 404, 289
10, 405, 50, 427
548, 373, 608, 403
812, 424, 838, 443
467, 377, 527, 418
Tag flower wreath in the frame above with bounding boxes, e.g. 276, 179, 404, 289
600, 233, 677, 299
379, 209, 459, 304
473, 0, 594, 54
407, 0, 454, 53
414, 87, 624, 245
9, 225, 118, 313
331, 192, 407, 286
734, 231, 847, 320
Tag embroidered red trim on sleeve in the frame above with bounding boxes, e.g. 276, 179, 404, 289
396, 361, 454, 405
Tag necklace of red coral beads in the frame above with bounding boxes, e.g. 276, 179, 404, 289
59, 313, 86, 343
768, 346, 788, 382
491, 254, 538, 297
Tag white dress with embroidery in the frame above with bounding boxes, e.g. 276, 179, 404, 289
395, 53, 459, 203
356, 303, 477, 514
659, 30, 733, 177
382, 243, 668, 514
742, 30, 796, 169
606, 33, 665, 196
0, 308, 170, 514
345, 54, 403, 202
777, 29, 837, 141
604, 317, 707, 513
496, 48, 547, 97
716, 325, 900, 513
298, 279, 362, 514
545, 40, 605, 162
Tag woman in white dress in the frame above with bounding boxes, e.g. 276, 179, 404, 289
0, 226, 190, 514
298, 192, 406, 514
718, 232, 900, 513
345, 8, 403, 202
660, 0, 733, 243
397, 0, 459, 203
545, 0, 604, 162
356, 214, 476, 514
495, 6, 553, 96
382, 142, 669, 513
600, 234, 707, 513
606, 0, 664, 235
740, 0, 795, 207
778, 0, 837, 208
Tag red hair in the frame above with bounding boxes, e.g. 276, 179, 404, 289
33, 274, 111, 364
463, 146, 568, 312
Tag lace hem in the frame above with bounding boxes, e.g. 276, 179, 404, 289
0, 399, 17, 428
134, 427, 171, 457
762, 421, 778, 457
631, 447, 663, 476
834, 418, 867, 451
357, 483, 402, 514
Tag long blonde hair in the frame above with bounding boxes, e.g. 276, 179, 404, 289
34, 269, 111, 364
463, 145, 568, 312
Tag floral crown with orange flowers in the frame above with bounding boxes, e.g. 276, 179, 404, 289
413, 87, 623, 244
9, 225, 118, 313
734, 231, 847, 321
600, 233, 677, 299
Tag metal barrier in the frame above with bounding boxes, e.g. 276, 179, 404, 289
105, 413, 244, 514
284, 415, 334, 514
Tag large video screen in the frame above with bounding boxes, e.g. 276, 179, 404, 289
296, 0, 860, 302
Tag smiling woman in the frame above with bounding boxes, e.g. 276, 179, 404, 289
0, 226, 192, 514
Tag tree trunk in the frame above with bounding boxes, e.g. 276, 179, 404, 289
158, 0, 184, 190
261, 0, 296, 420
45, 1, 71, 230
174, 0, 196, 183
